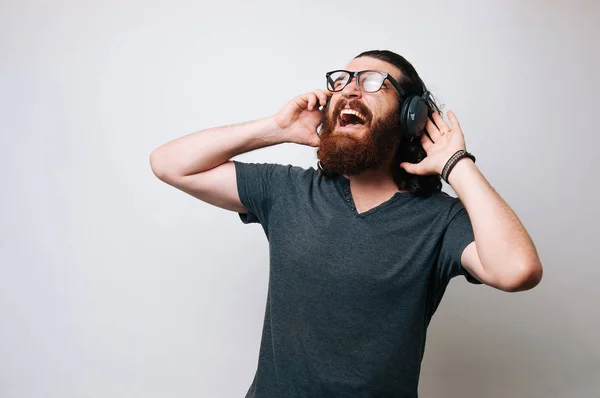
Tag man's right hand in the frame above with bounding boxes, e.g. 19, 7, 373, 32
273, 89, 333, 147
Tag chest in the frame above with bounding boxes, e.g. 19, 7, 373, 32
267, 201, 444, 298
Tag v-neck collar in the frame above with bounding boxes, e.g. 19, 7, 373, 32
336, 174, 411, 218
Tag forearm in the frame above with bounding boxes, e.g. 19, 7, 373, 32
150, 116, 286, 178
448, 159, 542, 283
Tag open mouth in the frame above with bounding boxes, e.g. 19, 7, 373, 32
338, 109, 368, 128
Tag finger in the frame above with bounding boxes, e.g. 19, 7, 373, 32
447, 110, 462, 132
313, 89, 329, 107
399, 161, 421, 175
306, 93, 317, 111
431, 112, 449, 133
421, 132, 434, 151
293, 94, 309, 109
425, 118, 440, 141
431, 112, 450, 134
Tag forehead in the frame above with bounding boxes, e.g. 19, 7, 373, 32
344, 56, 402, 81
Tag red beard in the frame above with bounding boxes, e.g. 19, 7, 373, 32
317, 99, 401, 175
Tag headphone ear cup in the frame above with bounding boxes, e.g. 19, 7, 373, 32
400, 95, 429, 138
399, 94, 414, 138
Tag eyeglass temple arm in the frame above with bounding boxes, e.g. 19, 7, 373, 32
326, 74, 335, 89
387, 75, 406, 97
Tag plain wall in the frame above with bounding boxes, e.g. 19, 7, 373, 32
1, 0, 599, 397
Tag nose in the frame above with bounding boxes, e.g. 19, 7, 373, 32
341, 76, 362, 99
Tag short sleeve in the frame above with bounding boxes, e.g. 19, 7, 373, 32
233, 161, 292, 225
437, 200, 482, 284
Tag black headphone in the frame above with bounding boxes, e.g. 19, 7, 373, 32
398, 79, 431, 140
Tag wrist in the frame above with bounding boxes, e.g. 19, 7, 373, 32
263, 116, 290, 144
441, 150, 476, 184
447, 156, 477, 187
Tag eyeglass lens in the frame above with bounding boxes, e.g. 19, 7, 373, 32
327, 71, 385, 93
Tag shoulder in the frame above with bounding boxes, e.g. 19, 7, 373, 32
233, 160, 323, 184
418, 190, 463, 208
412, 191, 467, 221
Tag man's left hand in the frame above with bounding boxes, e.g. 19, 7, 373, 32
399, 110, 467, 176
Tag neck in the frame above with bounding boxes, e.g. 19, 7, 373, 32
343, 165, 404, 214
344, 157, 404, 197
345, 169, 398, 192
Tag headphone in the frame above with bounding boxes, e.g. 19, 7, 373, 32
398, 79, 431, 140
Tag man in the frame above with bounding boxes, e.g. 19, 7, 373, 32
150, 50, 543, 397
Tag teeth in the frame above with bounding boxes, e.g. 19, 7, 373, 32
340, 109, 366, 123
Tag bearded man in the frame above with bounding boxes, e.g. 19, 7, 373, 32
150, 49, 543, 398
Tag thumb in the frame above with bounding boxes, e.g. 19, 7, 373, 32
400, 162, 420, 175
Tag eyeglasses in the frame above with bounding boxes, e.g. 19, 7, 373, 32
325, 69, 406, 96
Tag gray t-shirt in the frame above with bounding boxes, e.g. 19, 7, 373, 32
234, 161, 481, 398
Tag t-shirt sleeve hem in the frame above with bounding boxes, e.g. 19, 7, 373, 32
458, 239, 483, 285
233, 160, 260, 224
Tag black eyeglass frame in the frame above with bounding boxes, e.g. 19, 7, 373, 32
325, 69, 406, 97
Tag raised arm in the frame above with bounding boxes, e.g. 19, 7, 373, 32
400, 110, 543, 292
149, 89, 331, 212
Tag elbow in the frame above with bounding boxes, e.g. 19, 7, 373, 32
149, 149, 171, 182
500, 261, 544, 292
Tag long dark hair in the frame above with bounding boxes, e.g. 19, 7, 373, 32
320, 50, 443, 196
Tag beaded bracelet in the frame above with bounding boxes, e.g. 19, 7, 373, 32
441, 150, 476, 184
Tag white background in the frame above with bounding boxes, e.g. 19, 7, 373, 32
1, 0, 599, 397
